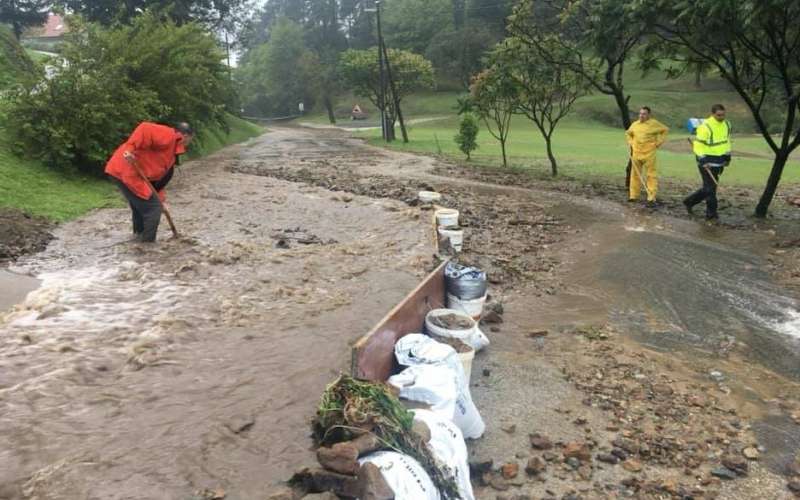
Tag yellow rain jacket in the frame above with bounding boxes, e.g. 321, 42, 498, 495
626, 118, 669, 202
626, 118, 669, 160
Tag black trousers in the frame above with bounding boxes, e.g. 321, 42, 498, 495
684, 160, 725, 218
113, 179, 161, 242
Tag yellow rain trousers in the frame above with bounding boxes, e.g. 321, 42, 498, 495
626, 119, 669, 202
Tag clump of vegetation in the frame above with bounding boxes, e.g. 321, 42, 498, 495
7, 12, 231, 174
454, 113, 479, 160
313, 375, 460, 499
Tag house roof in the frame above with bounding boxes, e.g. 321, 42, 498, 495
26, 13, 67, 39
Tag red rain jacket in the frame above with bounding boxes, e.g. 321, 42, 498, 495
105, 122, 187, 201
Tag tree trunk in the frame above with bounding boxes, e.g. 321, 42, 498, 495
545, 135, 557, 176
755, 150, 790, 217
610, 86, 633, 187
324, 95, 336, 124
500, 138, 508, 167
694, 66, 702, 88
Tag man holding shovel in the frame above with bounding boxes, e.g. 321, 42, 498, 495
105, 122, 193, 242
684, 104, 731, 220
626, 106, 669, 208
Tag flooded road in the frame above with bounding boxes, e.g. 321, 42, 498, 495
0, 132, 432, 498
2, 125, 800, 498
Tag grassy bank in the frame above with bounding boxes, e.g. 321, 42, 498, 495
0, 115, 263, 221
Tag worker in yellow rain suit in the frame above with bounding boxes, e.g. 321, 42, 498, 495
625, 106, 669, 207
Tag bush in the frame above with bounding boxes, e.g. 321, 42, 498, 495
7, 13, 231, 173
454, 113, 479, 160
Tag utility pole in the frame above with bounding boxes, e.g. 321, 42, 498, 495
376, 1, 388, 141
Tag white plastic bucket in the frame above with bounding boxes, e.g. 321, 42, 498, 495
435, 208, 459, 228
447, 293, 486, 320
438, 227, 464, 252
425, 309, 476, 343
418, 191, 441, 203
458, 348, 475, 382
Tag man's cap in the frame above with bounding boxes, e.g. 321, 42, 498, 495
175, 122, 194, 135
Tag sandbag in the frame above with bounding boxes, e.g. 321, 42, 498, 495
358, 451, 440, 500
444, 262, 487, 301
388, 364, 485, 439
412, 410, 475, 500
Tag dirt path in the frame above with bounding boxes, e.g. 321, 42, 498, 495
2, 126, 800, 499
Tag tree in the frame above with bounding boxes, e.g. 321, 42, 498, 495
8, 13, 229, 172
495, 38, 586, 176
339, 47, 434, 138
455, 113, 479, 160
470, 66, 515, 167
508, 0, 647, 181
0, 0, 48, 40
426, 25, 496, 89
237, 18, 316, 118
57, 0, 249, 27
638, 0, 800, 217
382, 0, 451, 55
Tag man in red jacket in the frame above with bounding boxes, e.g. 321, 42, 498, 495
105, 122, 193, 242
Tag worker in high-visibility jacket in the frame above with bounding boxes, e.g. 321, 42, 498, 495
625, 106, 669, 207
684, 104, 732, 220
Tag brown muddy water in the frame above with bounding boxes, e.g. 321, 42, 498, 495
2, 126, 800, 499
0, 135, 432, 499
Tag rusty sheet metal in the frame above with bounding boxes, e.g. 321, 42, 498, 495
351, 260, 448, 381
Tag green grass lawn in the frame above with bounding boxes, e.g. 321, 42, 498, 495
302, 66, 799, 188
0, 114, 264, 221
357, 115, 800, 187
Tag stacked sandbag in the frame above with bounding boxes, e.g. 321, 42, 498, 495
388, 334, 485, 439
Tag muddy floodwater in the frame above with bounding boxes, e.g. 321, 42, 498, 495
2, 126, 800, 499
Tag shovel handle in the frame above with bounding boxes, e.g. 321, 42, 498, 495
127, 157, 179, 238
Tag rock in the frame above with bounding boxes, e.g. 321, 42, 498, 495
481, 310, 504, 324
501, 462, 519, 479
610, 448, 628, 461
530, 433, 554, 450
543, 451, 558, 462
787, 458, 800, 477
622, 459, 642, 473
526, 456, 547, 475
722, 454, 749, 476
194, 488, 226, 499
612, 437, 639, 455
788, 480, 800, 494
469, 459, 494, 476
577, 465, 592, 481
563, 442, 591, 462
358, 463, 394, 500
710, 466, 738, 480
596, 453, 619, 465
489, 475, 511, 491
351, 432, 382, 456
502, 424, 517, 434
266, 487, 298, 500
709, 370, 726, 382
566, 457, 581, 470
317, 443, 359, 475
289, 468, 360, 498
483, 368, 491, 377
527, 330, 549, 338
303, 494, 338, 500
